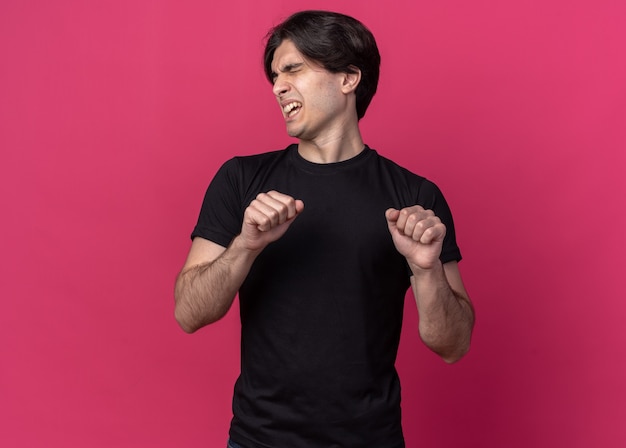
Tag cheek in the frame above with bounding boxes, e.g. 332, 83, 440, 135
311, 81, 343, 110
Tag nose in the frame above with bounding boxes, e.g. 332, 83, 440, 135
272, 74, 290, 97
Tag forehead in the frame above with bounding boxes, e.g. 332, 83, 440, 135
271, 39, 306, 71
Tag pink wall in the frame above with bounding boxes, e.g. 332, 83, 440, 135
1, 0, 625, 446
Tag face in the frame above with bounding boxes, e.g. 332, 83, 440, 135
270, 39, 355, 142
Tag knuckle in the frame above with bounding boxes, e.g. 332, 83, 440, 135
267, 209, 279, 220
260, 215, 271, 226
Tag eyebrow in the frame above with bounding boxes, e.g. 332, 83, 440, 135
280, 62, 304, 72
271, 62, 304, 80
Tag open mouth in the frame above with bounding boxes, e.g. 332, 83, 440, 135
283, 101, 302, 118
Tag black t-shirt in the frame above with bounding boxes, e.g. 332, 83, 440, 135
192, 145, 461, 448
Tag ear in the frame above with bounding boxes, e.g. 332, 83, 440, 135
341, 66, 361, 94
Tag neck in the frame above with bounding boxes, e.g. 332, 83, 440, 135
297, 126, 364, 164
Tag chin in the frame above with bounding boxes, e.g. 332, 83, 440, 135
286, 126, 302, 139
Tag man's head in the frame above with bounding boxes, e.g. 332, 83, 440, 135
264, 10, 381, 120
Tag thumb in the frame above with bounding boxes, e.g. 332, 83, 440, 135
281, 200, 304, 229
385, 208, 399, 223
284, 200, 304, 225
294, 200, 305, 215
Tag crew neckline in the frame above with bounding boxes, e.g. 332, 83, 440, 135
288, 144, 373, 175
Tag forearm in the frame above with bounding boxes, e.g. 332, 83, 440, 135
174, 236, 258, 333
410, 262, 475, 363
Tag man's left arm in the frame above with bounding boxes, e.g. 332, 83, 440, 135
386, 207, 475, 363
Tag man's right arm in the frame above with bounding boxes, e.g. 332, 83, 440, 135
174, 236, 254, 333
174, 191, 304, 333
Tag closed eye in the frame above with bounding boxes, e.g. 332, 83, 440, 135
271, 62, 304, 84
282, 63, 304, 73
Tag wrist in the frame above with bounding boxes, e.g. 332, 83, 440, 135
230, 234, 264, 259
408, 259, 444, 279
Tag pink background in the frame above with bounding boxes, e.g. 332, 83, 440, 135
1, 0, 625, 446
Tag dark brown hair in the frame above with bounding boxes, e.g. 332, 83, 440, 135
264, 10, 381, 120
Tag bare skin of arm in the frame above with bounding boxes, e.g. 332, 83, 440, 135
386, 207, 475, 363
174, 191, 304, 333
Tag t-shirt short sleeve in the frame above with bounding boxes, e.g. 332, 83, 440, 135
191, 158, 244, 248
417, 179, 462, 264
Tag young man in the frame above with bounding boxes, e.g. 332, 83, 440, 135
175, 10, 475, 448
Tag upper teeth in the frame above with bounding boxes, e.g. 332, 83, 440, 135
283, 102, 301, 114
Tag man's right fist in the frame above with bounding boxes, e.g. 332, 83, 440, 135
240, 190, 304, 251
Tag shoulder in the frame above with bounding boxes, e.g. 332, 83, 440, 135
231, 144, 295, 168
214, 145, 295, 183
367, 146, 451, 206
367, 146, 428, 186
